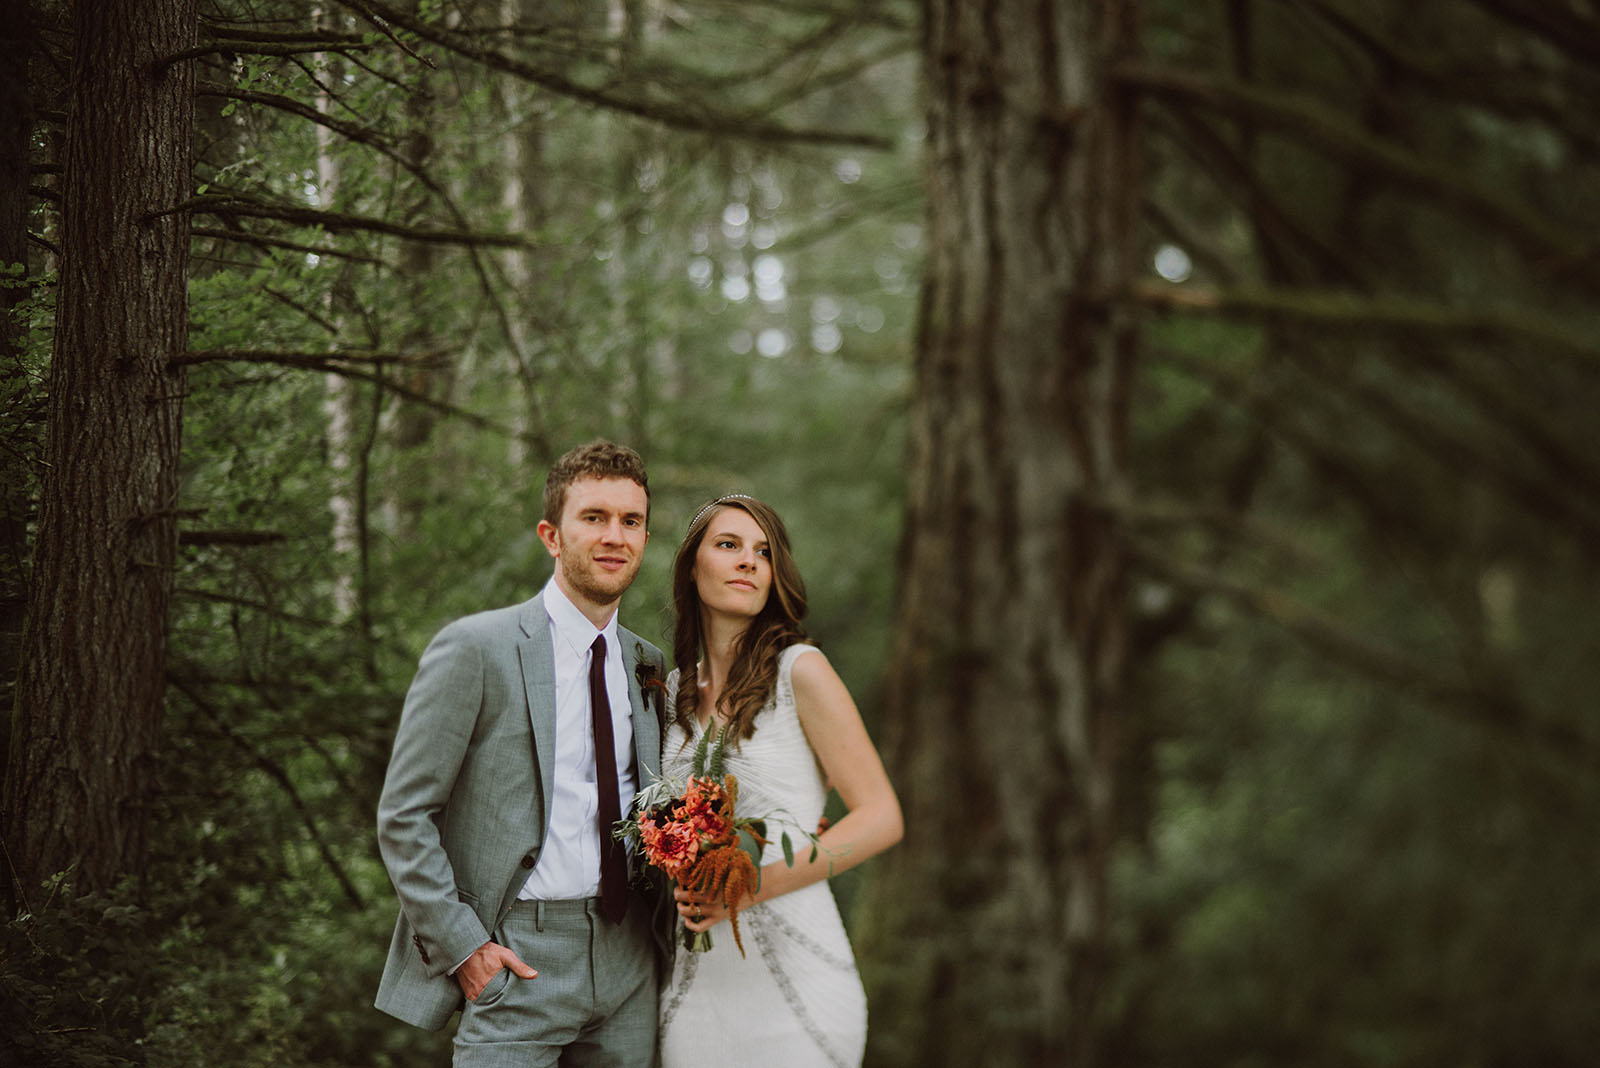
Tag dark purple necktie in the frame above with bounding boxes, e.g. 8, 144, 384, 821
589, 635, 628, 924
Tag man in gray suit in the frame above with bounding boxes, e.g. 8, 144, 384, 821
376, 440, 667, 1066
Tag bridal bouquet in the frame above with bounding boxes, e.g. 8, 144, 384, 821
618, 723, 810, 956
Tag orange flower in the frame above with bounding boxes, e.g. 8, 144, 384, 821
640, 816, 700, 878
681, 843, 761, 957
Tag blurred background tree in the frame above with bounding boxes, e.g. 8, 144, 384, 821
2, 0, 1598, 1065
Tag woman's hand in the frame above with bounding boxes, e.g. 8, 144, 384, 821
674, 886, 730, 933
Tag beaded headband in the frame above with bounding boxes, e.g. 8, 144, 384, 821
687, 493, 757, 532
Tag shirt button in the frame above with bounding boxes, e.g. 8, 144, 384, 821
520, 855, 535, 869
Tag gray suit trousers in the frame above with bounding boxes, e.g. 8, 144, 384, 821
453, 896, 658, 1068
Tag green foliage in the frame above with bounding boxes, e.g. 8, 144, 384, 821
21, 0, 1600, 1062
1, 881, 148, 1068
0, 0, 917, 1061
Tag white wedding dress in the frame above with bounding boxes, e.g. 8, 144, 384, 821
658, 645, 868, 1068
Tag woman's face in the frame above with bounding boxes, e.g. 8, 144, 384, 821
691, 506, 773, 622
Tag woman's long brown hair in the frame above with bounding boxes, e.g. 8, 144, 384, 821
671, 495, 809, 744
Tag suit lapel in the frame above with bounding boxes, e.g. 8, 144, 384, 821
517, 595, 557, 829
621, 629, 662, 789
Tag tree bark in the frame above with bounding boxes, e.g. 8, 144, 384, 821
0, 2, 36, 762
2, 0, 196, 899
858, 2, 1141, 1064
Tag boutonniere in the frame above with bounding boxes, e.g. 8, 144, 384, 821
633, 644, 665, 692
634, 643, 668, 721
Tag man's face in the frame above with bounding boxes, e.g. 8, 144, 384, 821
537, 476, 649, 612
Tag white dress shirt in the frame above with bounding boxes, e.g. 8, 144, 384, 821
518, 576, 638, 900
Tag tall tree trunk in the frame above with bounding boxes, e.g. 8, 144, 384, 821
499, 0, 556, 466
312, 22, 362, 624
0, 2, 36, 775
1, 0, 196, 899
858, 2, 1141, 1064
609, 0, 659, 449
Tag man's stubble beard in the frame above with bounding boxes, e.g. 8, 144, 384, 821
559, 552, 639, 608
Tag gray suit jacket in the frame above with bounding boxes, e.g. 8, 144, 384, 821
374, 592, 667, 1031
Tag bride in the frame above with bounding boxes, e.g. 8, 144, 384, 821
657, 493, 903, 1068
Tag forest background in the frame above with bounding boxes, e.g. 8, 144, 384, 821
3, 1, 1599, 1065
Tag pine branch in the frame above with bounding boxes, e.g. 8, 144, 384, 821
177, 347, 455, 368
1292, 0, 1600, 156
26, 231, 60, 258
175, 586, 343, 630
1288, 345, 1600, 542
1462, 0, 1600, 67
335, 0, 893, 149
158, 40, 378, 69
194, 22, 372, 47
179, 529, 288, 547
183, 349, 514, 436
196, 81, 399, 152
173, 193, 530, 248
1133, 281, 1600, 370
1115, 63, 1600, 288
1154, 338, 1600, 552
1083, 489, 1326, 569
1138, 279, 1600, 507
1132, 546, 1600, 773
1154, 346, 1476, 562
169, 678, 367, 909
1142, 195, 1242, 285
1152, 107, 1365, 286
191, 226, 387, 266
167, 671, 315, 692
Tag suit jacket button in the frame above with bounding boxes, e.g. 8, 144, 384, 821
520, 854, 535, 869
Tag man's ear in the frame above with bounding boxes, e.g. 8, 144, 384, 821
536, 519, 560, 558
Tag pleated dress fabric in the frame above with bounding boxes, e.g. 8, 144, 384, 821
658, 645, 868, 1068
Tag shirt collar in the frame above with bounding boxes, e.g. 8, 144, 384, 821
542, 575, 620, 659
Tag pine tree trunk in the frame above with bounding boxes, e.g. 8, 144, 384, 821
858, 2, 1141, 1064
0, 3, 35, 761
2, 0, 196, 897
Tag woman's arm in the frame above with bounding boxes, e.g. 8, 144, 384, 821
679, 649, 903, 930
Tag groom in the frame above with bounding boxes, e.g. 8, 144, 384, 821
375, 440, 667, 1066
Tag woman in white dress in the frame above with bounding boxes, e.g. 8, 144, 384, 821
657, 493, 903, 1068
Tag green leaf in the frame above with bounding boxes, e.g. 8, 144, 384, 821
781, 831, 794, 867
707, 724, 727, 778
736, 826, 764, 892
691, 720, 712, 777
